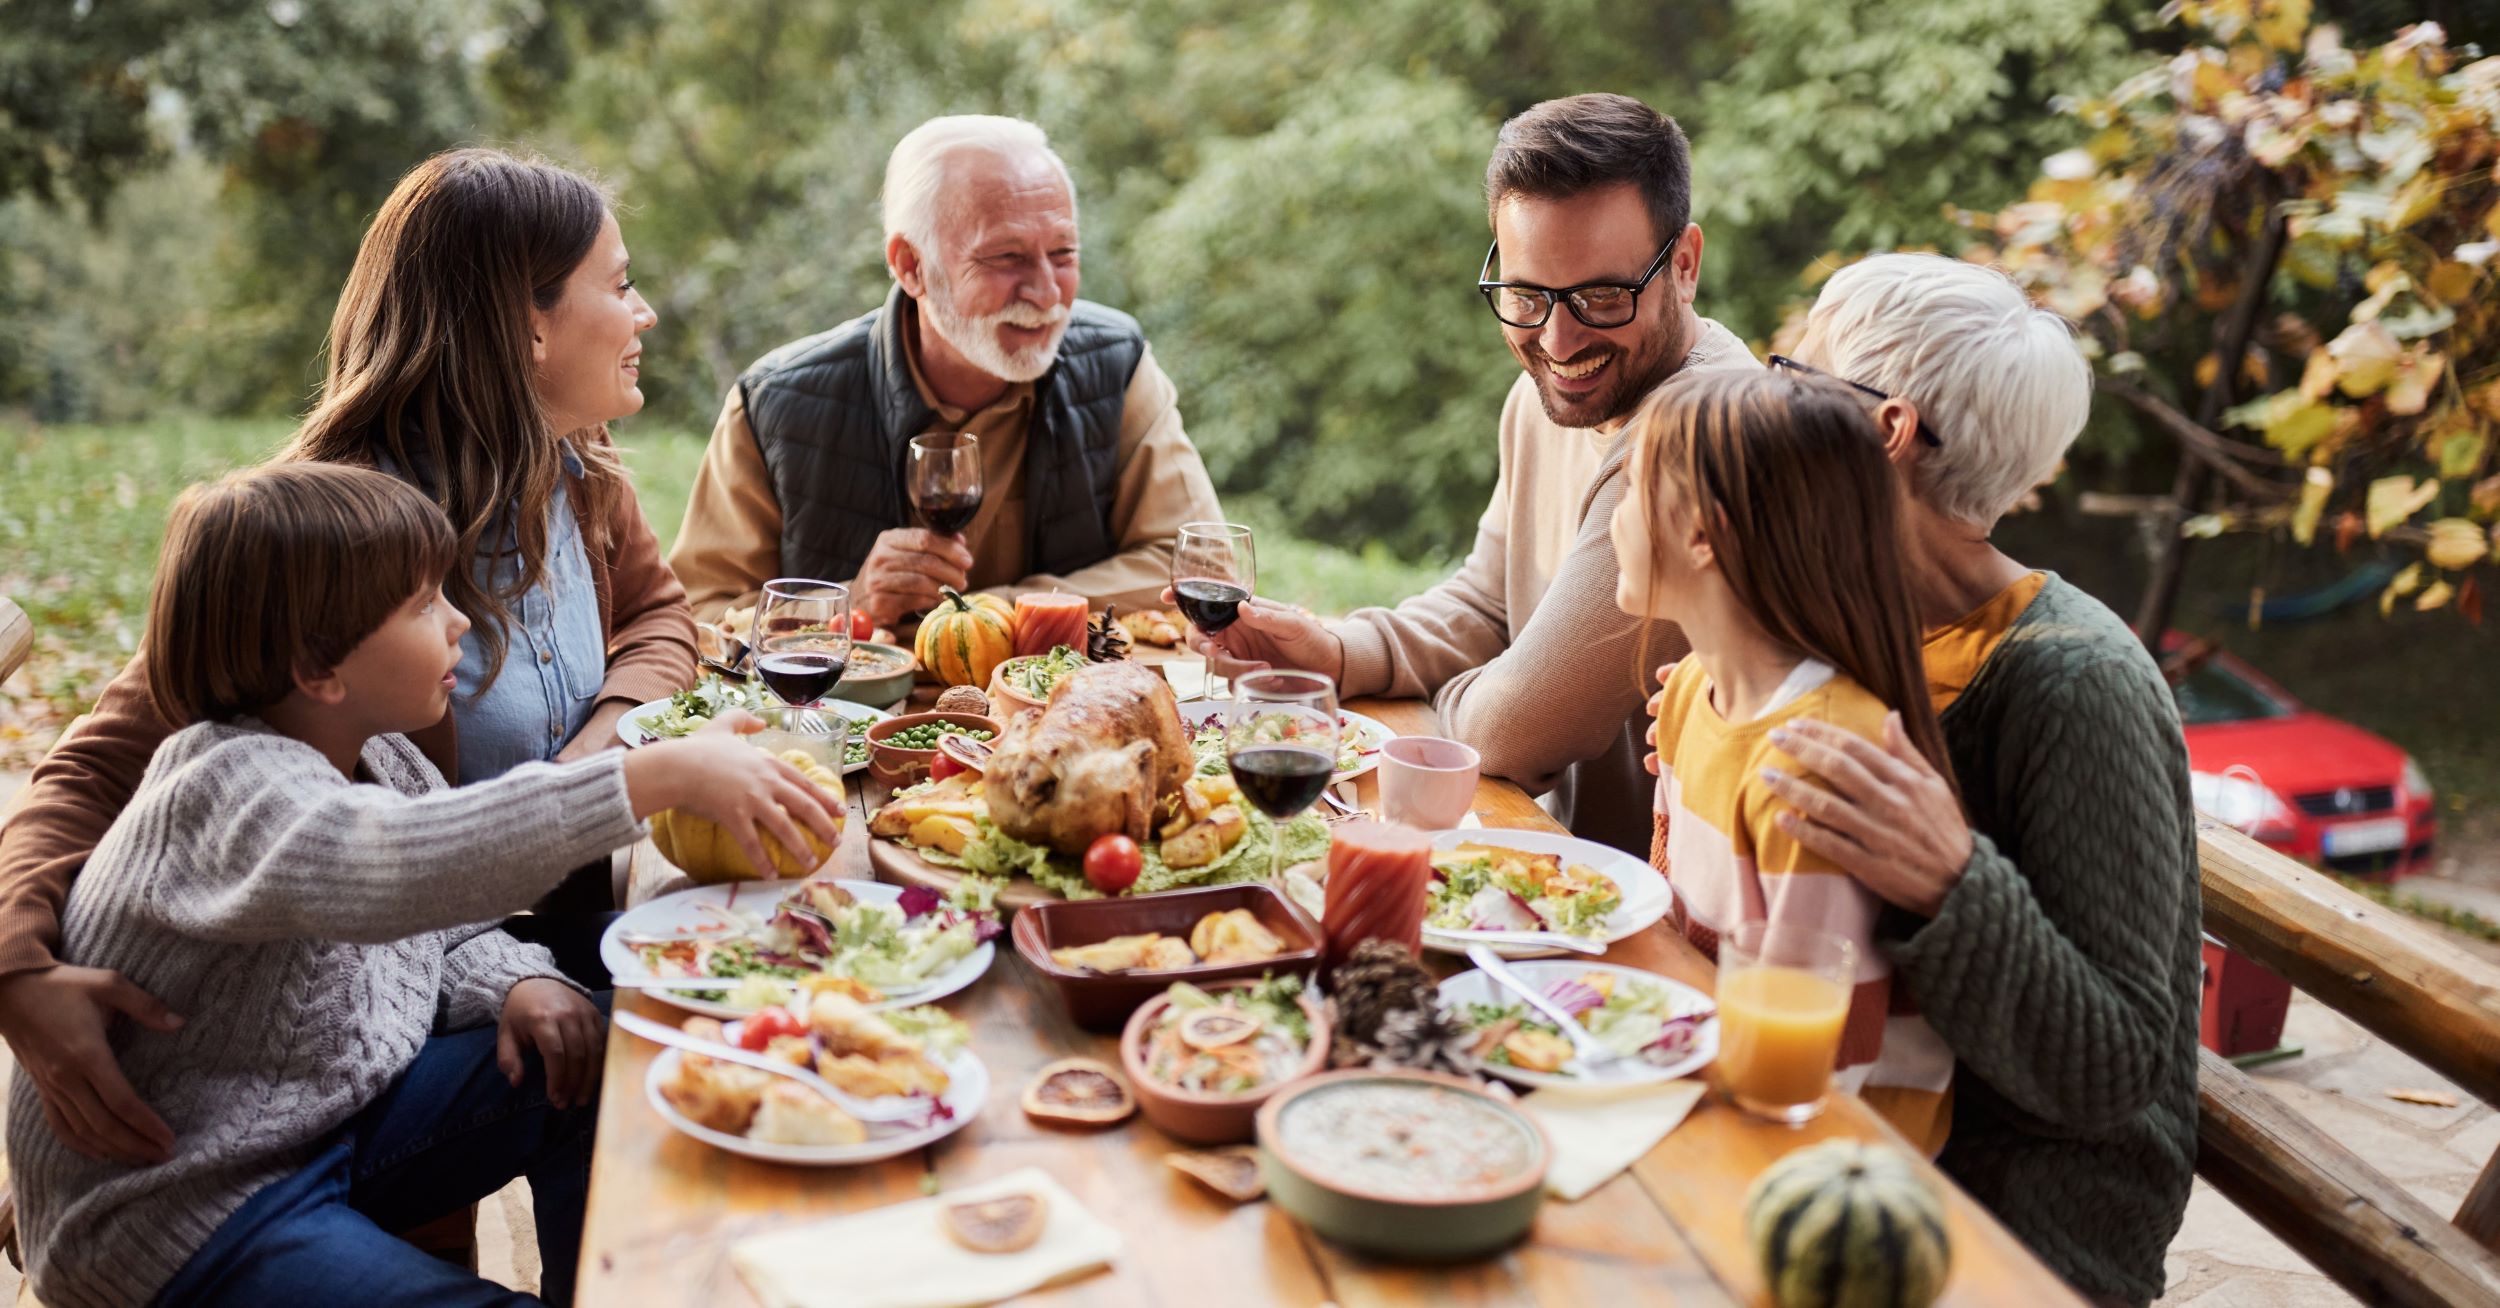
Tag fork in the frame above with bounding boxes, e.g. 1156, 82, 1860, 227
614, 1010, 933, 1125
1465, 944, 1640, 1079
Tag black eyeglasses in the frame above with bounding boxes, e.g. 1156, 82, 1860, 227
1478, 236, 1677, 330
1766, 353, 1945, 448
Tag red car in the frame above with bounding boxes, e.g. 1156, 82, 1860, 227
2172, 646, 2436, 877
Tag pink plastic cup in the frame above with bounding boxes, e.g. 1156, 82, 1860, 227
1378, 736, 1481, 830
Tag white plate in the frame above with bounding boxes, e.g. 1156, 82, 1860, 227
601, 878, 996, 1019
617, 695, 892, 774
1419, 828, 1672, 959
645, 1041, 986, 1166
1178, 702, 1392, 783
1438, 961, 1717, 1089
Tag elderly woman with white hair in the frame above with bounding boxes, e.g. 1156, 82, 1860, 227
669, 114, 1224, 626
1693, 254, 2201, 1307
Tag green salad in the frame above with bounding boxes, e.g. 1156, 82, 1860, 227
1000, 645, 1088, 700
1458, 970, 1712, 1073
640, 673, 872, 768
1425, 843, 1623, 937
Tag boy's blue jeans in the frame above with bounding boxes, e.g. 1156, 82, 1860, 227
152, 994, 608, 1307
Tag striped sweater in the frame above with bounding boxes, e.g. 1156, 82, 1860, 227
1651, 659, 1953, 1149
4, 720, 643, 1308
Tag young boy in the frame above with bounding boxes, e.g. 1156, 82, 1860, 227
6, 463, 843, 1308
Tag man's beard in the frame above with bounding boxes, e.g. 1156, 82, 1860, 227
920, 268, 1072, 384
1513, 309, 1693, 429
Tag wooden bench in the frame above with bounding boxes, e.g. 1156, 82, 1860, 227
2194, 817, 2500, 1306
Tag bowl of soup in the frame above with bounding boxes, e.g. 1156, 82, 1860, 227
841, 642, 919, 709
1256, 1070, 1549, 1260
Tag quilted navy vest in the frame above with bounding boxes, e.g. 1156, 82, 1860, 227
738, 285, 1144, 585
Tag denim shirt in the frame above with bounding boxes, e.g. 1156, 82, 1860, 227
451, 452, 608, 783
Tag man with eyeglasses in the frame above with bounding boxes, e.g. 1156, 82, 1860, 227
1183, 92, 1753, 855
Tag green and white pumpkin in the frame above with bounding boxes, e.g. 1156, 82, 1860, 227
1743, 1140, 1951, 1308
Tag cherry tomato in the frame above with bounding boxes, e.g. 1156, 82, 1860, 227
930, 750, 967, 783
1083, 833, 1143, 894
851, 610, 875, 641
736, 1005, 806, 1051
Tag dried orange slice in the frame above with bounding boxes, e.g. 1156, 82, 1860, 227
942, 1192, 1047, 1253
1165, 1147, 1265, 1202
1178, 1008, 1260, 1052
1020, 1057, 1135, 1126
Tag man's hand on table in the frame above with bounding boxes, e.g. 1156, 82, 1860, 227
0, 964, 182, 1164
1759, 713, 1972, 918
856, 529, 974, 628
1162, 589, 1345, 683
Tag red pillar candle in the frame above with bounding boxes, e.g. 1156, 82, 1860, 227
1320, 820, 1435, 977
1012, 591, 1090, 658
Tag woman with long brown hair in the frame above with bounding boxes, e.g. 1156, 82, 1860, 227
1612, 366, 1956, 1149
0, 147, 697, 1168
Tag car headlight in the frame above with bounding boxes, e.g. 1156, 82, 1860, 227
2401, 755, 2431, 802
2190, 770, 2292, 831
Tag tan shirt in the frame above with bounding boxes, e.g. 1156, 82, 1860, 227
668, 307, 1224, 620
1335, 317, 1758, 854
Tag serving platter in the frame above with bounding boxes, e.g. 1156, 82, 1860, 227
1436, 960, 1717, 1089
644, 1038, 986, 1166
1418, 828, 1673, 959
600, 878, 997, 1019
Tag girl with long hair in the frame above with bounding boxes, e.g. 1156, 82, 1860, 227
1612, 367, 1955, 1149
0, 147, 699, 1168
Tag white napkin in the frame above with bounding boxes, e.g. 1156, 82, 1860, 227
1522, 1080, 1707, 1201
731, 1168, 1121, 1308
1163, 657, 1212, 702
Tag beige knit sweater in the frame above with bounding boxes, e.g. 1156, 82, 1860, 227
5, 721, 642, 1308
1335, 318, 1756, 853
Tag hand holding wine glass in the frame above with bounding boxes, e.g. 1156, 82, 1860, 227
1174, 521, 1256, 698
1226, 669, 1340, 885
755, 579, 853, 730
909, 432, 984, 536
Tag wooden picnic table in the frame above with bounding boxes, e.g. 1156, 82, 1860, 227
577, 675, 2087, 1307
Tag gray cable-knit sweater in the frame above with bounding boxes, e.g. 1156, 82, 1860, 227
1885, 575, 2202, 1304
5, 720, 644, 1308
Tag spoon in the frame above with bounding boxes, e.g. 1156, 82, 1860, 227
1464, 944, 1637, 1078
614, 1010, 933, 1125
1426, 925, 1608, 956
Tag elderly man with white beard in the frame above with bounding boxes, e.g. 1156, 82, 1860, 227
669, 115, 1224, 628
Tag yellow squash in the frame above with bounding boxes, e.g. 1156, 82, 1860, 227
915, 588, 1017, 687
650, 748, 848, 883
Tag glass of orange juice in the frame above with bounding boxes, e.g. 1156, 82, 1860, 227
1715, 921, 1856, 1124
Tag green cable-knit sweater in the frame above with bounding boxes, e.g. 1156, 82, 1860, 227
1884, 575, 2202, 1304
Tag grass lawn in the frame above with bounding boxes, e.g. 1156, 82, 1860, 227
0, 416, 1455, 769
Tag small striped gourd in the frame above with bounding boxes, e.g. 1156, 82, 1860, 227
915, 588, 1016, 686
1744, 1140, 1951, 1308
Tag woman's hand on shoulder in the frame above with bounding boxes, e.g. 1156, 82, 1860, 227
1759, 712, 1972, 918
621, 710, 845, 875
1641, 662, 1680, 776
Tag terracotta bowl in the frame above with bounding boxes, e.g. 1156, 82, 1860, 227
984, 656, 1055, 717
1012, 883, 1324, 1031
1120, 979, 1331, 1146
863, 712, 1000, 791
1256, 1069, 1550, 1260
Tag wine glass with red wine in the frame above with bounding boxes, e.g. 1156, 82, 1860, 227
1174, 521, 1256, 699
909, 432, 984, 536
755, 579, 853, 733
1226, 668, 1339, 886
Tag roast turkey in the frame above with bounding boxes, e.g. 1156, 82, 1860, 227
982, 660, 1192, 855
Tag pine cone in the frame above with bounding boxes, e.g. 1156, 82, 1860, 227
1325, 941, 1475, 1073
1085, 605, 1133, 663
1365, 1005, 1481, 1078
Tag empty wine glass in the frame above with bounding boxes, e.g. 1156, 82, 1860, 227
1226, 668, 1339, 886
1175, 521, 1256, 700
755, 579, 852, 734
909, 432, 984, 536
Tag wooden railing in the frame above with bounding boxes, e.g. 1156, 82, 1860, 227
2194, 817, 2500, 1307
0, 599, 27, 688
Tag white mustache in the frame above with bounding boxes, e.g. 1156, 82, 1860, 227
992, 300, 1070, 330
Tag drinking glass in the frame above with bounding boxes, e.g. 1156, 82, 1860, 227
1225, 669, 1339, 886
1174, 521, 1256, 700
755, 579, 853, 732
909, 432, 984, 536
1715, 921, 1857, 1124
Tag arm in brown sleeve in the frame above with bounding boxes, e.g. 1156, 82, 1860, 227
1008, 346, 1223, 613
1328, 384, 1528, 700
0, 657, 173, 975
665, 386, 785, 623
1432, 468, 1686, 795
593, 442, 700, 709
